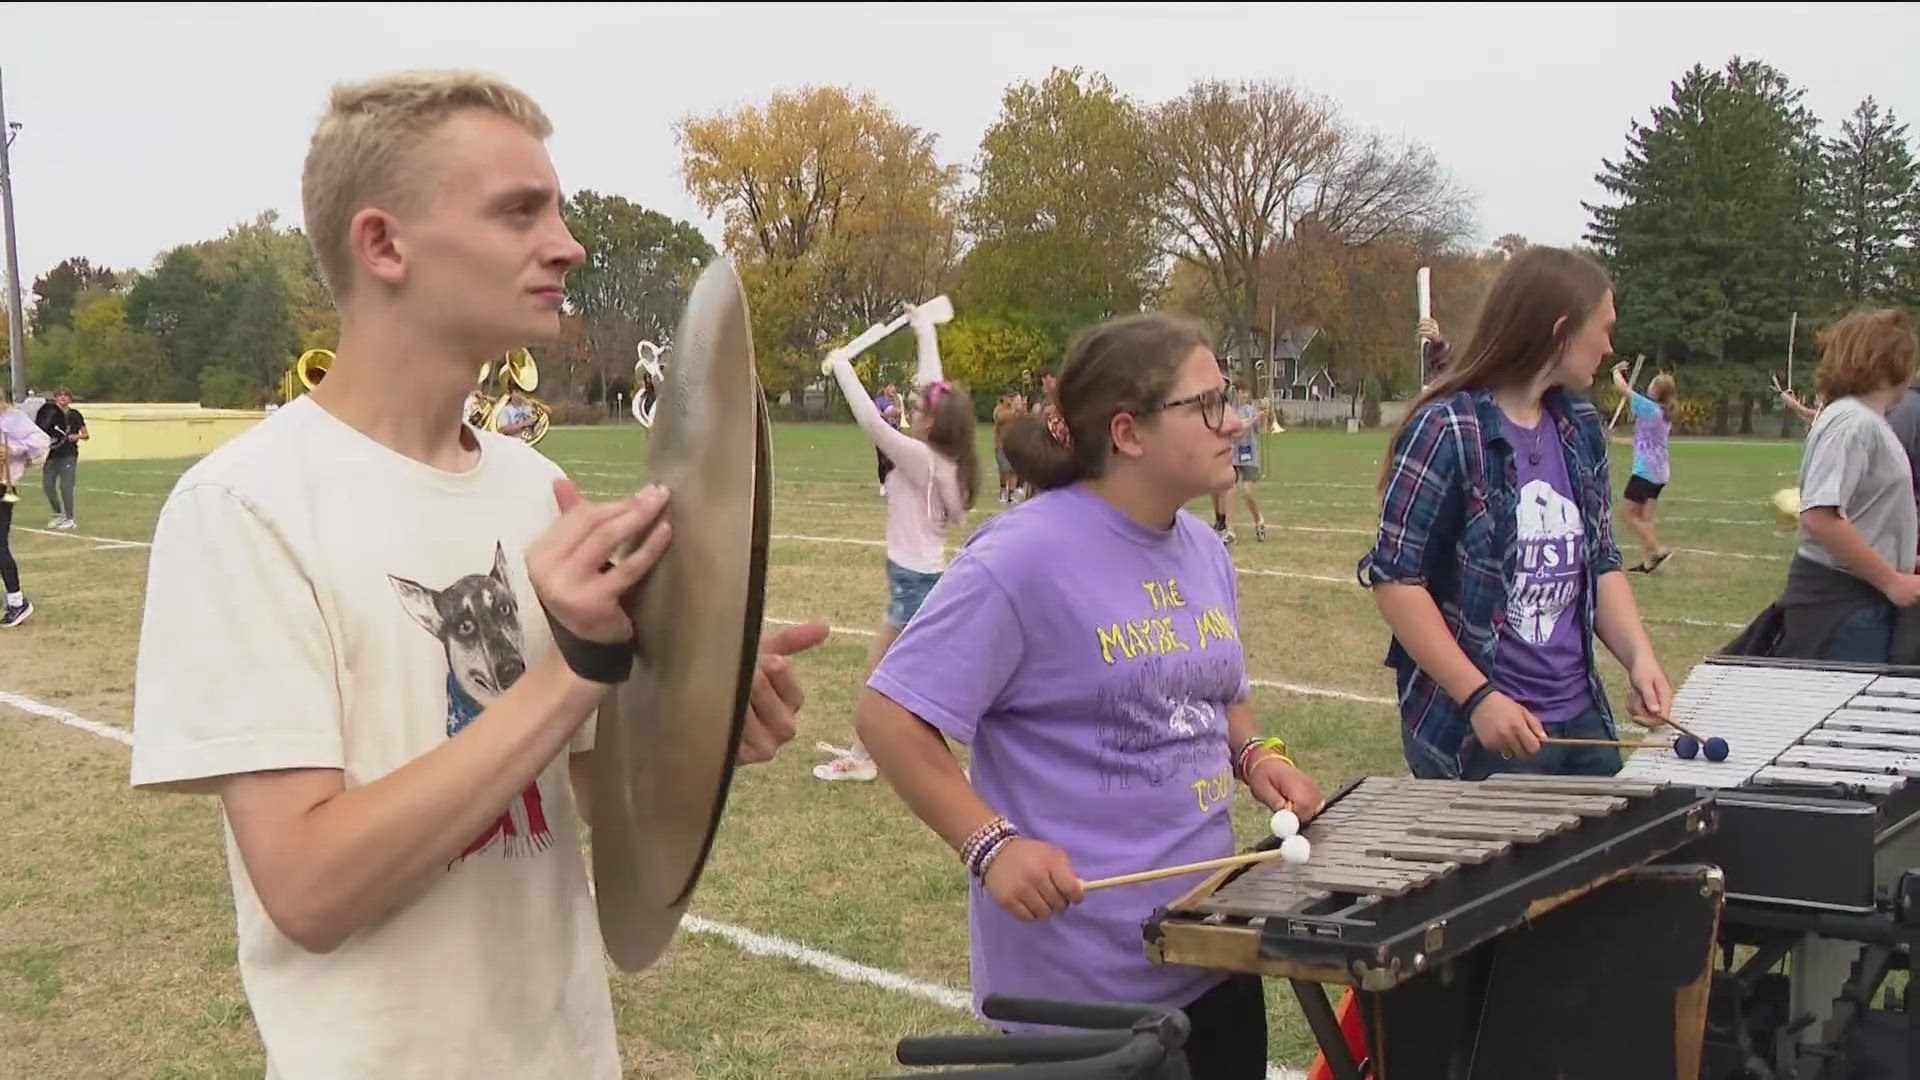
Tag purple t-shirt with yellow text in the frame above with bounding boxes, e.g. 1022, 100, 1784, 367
869, 483, 1249, 1025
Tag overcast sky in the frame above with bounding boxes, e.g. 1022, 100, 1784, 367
2, 1, 1916, 293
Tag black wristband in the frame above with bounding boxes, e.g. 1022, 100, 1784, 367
1460, 681, 1497, 720
543, 606, 635, 684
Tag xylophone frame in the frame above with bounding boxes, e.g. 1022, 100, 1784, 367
1144, 776, 1715, 992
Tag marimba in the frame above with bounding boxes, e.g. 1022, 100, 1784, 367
1614, 657, 1920, 1079
1146, 775, 1724, 1079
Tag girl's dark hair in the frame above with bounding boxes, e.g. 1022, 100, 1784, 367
1378, 246, 1612, 492
1004, 313, 1212, 491
922, 385, 980, 515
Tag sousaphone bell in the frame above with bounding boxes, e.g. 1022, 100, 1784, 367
593, 257, 772, 971
633, 340, 665, 428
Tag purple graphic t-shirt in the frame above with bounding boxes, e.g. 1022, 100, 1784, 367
1492, 414, 1593, 724
869, 484, 1248, 1026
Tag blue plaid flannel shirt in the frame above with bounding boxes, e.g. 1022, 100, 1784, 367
1356, 387, 1623, 775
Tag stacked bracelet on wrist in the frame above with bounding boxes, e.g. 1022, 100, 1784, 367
1233, 736, 1295, 785
962, 816, 1020, 879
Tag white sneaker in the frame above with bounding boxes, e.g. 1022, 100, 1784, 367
56, 518, 75, 531
46, 517, 61, 529
812, 746, 877, 782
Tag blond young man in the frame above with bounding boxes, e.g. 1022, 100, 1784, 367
128, 72, 827, 1079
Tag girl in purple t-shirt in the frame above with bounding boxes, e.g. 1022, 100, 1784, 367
856, 314, 1323, 1080
1361, 246, 1674, 781
815, 305, 980, 783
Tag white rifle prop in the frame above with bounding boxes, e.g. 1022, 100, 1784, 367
820, 295, 954, 383
1608, 355, 1646, 430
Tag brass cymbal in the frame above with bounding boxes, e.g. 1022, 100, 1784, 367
592, 257, 772, 972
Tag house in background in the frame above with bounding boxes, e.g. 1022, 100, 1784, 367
1216, 324, 1324, 399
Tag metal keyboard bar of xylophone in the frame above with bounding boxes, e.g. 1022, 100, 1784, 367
1804, 729, 1920, 753
1862, 674, 1920, 697
1477, 774, 1665, 796
1750, 765, 1905, 795
1446, 793, 1630, 816
1773, 745, 1920, 777
1839, 694, 1920, 714
1823, 709, 1920, 733
1316, 809, 1577, 840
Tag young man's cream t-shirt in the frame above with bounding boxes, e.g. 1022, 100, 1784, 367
129, 394, 617, 1079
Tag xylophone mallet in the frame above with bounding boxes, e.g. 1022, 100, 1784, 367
1080, 837, 1311, 893
1540, 736, 1672, 751
1269, 803, 1312, 863
1634, 711, 1731, 762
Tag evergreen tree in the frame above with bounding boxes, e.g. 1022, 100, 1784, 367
1824, 97, 1919, 304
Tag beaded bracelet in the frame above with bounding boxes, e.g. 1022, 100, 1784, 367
962, 816, 1019, 878
960, 816, 1007, 864
967, 827, 1017, 879
972, 832, 1019, 879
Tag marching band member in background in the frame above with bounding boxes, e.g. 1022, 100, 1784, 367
1359, 246, 1673, 781
854, 313, 1322, 1079
35, 388, 87, 531
1, 391, 52, 627
815, 304, 979, 782
1767, 309, 1920, 663
1614, 364, 1677, 574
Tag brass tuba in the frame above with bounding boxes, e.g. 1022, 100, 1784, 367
282, 347, 334, 402
477, 347, 552, 446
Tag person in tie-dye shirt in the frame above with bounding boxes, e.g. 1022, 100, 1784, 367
1614, 365, 1676, 573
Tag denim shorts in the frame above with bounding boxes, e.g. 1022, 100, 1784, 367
886, 560, 943, 630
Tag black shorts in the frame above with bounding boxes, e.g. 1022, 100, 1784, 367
1623, 475, 1665, 503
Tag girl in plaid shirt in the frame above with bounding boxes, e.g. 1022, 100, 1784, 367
1358, 247, 1674, 780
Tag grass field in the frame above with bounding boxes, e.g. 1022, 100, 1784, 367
0, 421, 1804, 1078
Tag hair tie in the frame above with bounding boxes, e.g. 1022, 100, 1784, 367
1045, 407, 1072, 450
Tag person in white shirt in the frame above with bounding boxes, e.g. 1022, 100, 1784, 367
127, 70, 828, 1080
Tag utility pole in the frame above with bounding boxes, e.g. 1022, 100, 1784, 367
0, 68, 25, 400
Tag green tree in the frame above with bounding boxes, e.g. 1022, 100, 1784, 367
1823, 97, 1919, 304
127, 245, 222, 399
560, 191, 715, 401
937, 313, 1057, 397
1586, 57, 1827, 365
66, 292, 167, 400
25, 325, 74, 390
29, 256, 119, 336
960, 68, 1162, 342
207, 257, 298, 407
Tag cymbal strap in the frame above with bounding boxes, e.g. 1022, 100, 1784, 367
543, 606, 635, 684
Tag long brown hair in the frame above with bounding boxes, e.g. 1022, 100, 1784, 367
921, 383, 980, 516
1004, 314, 1212, 491
1813, 308, 1918, 402
1378, 246, 1612, 492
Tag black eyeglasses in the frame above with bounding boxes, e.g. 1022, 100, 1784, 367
1143, 382, 1231, 432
